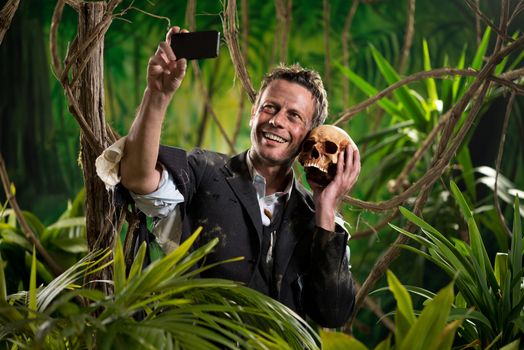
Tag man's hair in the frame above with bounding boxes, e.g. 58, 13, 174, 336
254, 64, 328, 129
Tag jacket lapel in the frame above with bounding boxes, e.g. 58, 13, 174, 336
222, 151, 263, 242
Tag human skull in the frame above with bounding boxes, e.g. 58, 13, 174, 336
298, 125, 351, 186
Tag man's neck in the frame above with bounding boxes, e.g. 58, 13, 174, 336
249, 152, 293, 196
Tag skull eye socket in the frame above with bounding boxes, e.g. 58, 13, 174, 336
324, 141, 339, 154
302, 140, 315, 152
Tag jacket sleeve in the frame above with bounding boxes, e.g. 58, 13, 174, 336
302, 226, 355, 328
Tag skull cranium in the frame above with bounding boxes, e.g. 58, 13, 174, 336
298, 125, 351, 186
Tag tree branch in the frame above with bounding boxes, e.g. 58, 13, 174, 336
342, 0, 360, 108
275, 0, 292, 64
223, 0, 256, 103
351, 209, 399, 240
334, 67, 524, 125
0, 0, 20, 45
231, 0, 250, 146
463, 0, 513, 43
397, 0, 416, 74
323, 0, 331, 92
474, 0, 481, 47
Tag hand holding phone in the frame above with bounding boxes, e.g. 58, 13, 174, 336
170, 30, 220, 60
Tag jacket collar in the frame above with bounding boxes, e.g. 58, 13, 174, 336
222, 151, 264, 241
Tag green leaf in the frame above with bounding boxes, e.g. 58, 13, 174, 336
511, 196, 522, 306
471, 27, 491, 71
29, 246, 37, 312
458, 27, 491, 99
113, 235, 126, 294
337, 63, 403, 117
46, 217, 86, 230
449, 308, 492, 328
494, 253, 509, 291
0, 228, 32, 250
456, 146, 476, 200
398, 208, 476, 279
400, 283, 454, 350
128, 241, 147, 282
320, 329, 368, 350
10, 182, 16, 196
370, 45, 427, 127
500, 339, 520, 350
20, 211, 46, 238
450, 181, 495, 284
433, 320, 462, 350
387, 270, 415, 341
422, 39, 438, 109
508, 46, 524, 70
452, 46, 467, 100
374, 336, 391, 350
23, 251, 53, 284
0, 252, 6, 303
355, 121, 414, 145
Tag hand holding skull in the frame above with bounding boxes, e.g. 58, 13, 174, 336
298, 125, 360, 231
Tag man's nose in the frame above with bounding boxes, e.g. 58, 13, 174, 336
269, 109, 285, 127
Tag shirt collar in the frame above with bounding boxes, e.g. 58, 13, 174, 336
246, 149, 294, 201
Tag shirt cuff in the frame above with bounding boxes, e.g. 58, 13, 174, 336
130, 166, 184, 218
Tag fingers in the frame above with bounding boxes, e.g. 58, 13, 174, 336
159, 41, 176, 61
165, 26, 181, 43
328, 145, 360, 194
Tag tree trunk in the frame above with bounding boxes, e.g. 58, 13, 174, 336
75, 1, 114, 292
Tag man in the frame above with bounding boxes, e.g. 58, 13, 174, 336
118, 27, 360, 328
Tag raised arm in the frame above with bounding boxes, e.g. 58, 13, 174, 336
120, 26, 188, 194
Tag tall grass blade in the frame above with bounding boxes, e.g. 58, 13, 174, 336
511, 196, 522, 306
450, 181, 496, 284
422, 39, 438, 109
400, 283, 454, 350
370, 45, 427, 127
128, 241, 147, 281
29, 246, 37, 312
387, 270, 415, 341
337, 63, 402, 117
457, 147, 476, 201
114, 235, 126, 294
494, 253, 509, 291
0, 252, 6, 302
452, 46, 467, 101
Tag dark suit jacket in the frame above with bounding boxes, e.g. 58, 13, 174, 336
158, 146, 355, 327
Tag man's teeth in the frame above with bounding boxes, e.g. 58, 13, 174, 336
263, 132, 286, 143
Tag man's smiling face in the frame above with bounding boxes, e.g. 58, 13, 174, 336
249, 79, 316, 168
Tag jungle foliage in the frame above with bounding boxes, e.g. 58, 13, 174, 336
0, 0, 523, 348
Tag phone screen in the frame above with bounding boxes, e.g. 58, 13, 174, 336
170, 31, 220, 60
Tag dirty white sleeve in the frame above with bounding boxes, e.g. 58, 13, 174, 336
130, 167, 184, 218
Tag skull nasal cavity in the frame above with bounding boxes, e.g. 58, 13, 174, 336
312, 147, 320, 158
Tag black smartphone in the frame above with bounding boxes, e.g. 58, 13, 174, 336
170, 30, 220, 60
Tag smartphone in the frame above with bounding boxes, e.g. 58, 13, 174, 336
170, 30, 220, 60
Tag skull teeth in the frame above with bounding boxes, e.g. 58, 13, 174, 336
302, 160, 328, 173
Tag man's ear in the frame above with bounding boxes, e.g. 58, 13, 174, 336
249, 104, 256, 127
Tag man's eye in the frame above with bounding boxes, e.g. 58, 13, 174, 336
262, 105, 277, 113
289, 113, 303, 122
